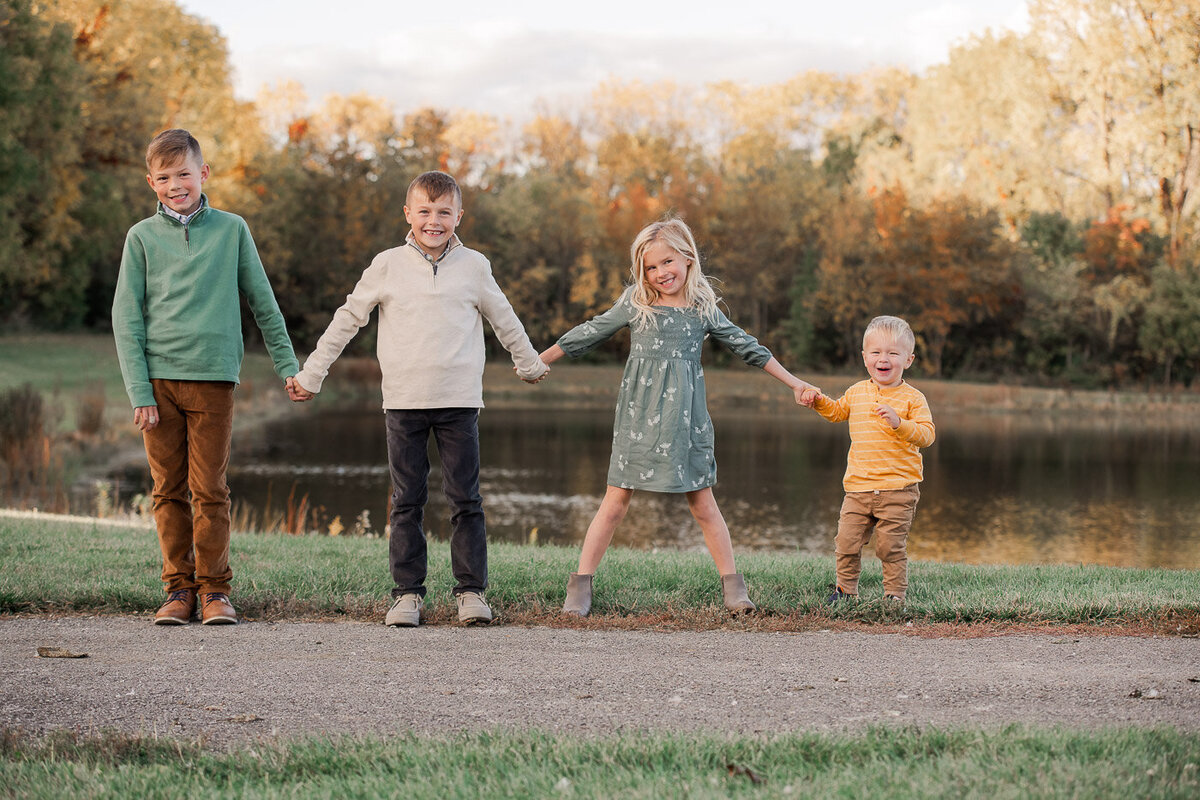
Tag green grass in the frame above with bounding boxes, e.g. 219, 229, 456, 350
0, 333, 285, 397
2, 726, 1198, 799
0, 334, 126, 399
0, 332, 288, 434
2, 514, 1196, 630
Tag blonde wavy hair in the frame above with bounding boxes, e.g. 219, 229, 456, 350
628, 218, 720, 330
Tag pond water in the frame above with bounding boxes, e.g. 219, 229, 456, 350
220, 406, 1200, 569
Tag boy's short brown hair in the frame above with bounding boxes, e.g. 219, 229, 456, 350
146, 129, 203, 171
407, 171, 461, 206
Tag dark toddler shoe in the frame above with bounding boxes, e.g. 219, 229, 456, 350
154, 589, 197, 625
827, 586, 855, 605
201, 592, 238, 625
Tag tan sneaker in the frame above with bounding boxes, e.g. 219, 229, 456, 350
200, 592, 237, 625
154, 589, 196, 625
456, 591, 493, 624
385, 593, 423, 627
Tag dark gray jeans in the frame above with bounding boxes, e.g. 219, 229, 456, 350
385, 408, 488, 598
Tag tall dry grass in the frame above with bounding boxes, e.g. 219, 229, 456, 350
0, 384, 67, 510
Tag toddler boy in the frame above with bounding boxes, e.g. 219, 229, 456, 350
802, 315, 935, 604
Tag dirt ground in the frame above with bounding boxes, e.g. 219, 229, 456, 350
2, 616, 1198, 741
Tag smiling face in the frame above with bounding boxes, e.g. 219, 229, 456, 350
862, 330, 915, 388
640, 240, 691, 305
404, 187, 464, 257
146, 153, 209, 216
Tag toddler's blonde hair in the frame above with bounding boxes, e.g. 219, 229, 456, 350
863, 315, 916, 353
628, 218, 719, 330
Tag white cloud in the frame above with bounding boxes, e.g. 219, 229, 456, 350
185, 1, 1031, 118
232, 30, 924, 118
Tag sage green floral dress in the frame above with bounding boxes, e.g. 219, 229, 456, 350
557, 289, 772, 493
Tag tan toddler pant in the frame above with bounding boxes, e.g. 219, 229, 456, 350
835, 483, 921, 601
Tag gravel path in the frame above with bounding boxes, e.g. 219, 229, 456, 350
3, 616, 1198, 741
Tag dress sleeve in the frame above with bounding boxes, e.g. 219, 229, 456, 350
706, 308, 772, 368
556, 290, 635, 358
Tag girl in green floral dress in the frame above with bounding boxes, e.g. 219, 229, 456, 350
539, 218, 819, 617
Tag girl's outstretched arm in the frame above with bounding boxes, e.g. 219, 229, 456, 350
539, 343, 566, 365
762, 357, 820, 407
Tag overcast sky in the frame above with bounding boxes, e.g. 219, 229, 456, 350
177, 0, 1030, 118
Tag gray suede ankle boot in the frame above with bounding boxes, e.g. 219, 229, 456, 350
721, 573, 756, 613
562, 572, 593, 617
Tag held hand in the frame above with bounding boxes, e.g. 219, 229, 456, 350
873, 402, 900, 429
286, 376, 314, 402
797, 386, 822, 408
133, 406, 159, 431
514, 362, 551, 384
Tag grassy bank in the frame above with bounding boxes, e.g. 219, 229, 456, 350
3, 727, 1198, 799
2, 513, 1197, 632
0, 334, 300, 514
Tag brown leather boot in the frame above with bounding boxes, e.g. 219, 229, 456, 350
200, 592, 238, 625
562, 572, 593, 617
721, 573, 756, 614
154, 589, 197, 625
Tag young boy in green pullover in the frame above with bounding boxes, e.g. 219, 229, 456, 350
112, 129, 299, 626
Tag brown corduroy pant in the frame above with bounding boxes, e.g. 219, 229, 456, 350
142, 379, 236, 595
834, 483, 921, 601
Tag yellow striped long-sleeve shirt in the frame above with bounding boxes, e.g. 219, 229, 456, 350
813, 379, 936, 492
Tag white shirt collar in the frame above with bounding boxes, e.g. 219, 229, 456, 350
405, 232, 461, 264
160, 197, 205, 226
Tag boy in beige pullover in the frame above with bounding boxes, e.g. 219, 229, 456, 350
289, 171, 547, 626
801, 315, 935, 604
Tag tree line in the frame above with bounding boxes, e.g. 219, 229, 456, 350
4, 0, 1199, 387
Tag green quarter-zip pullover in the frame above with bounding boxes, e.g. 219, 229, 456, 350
112, 196, 298, 408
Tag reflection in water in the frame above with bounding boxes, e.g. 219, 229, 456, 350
912, 495, 1196, 567
215, 407, 1200, 569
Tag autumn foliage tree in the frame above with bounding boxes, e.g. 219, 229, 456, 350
808, 189, 1022, 376
4, 0, 1200, 387
0, 0, 84, 326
